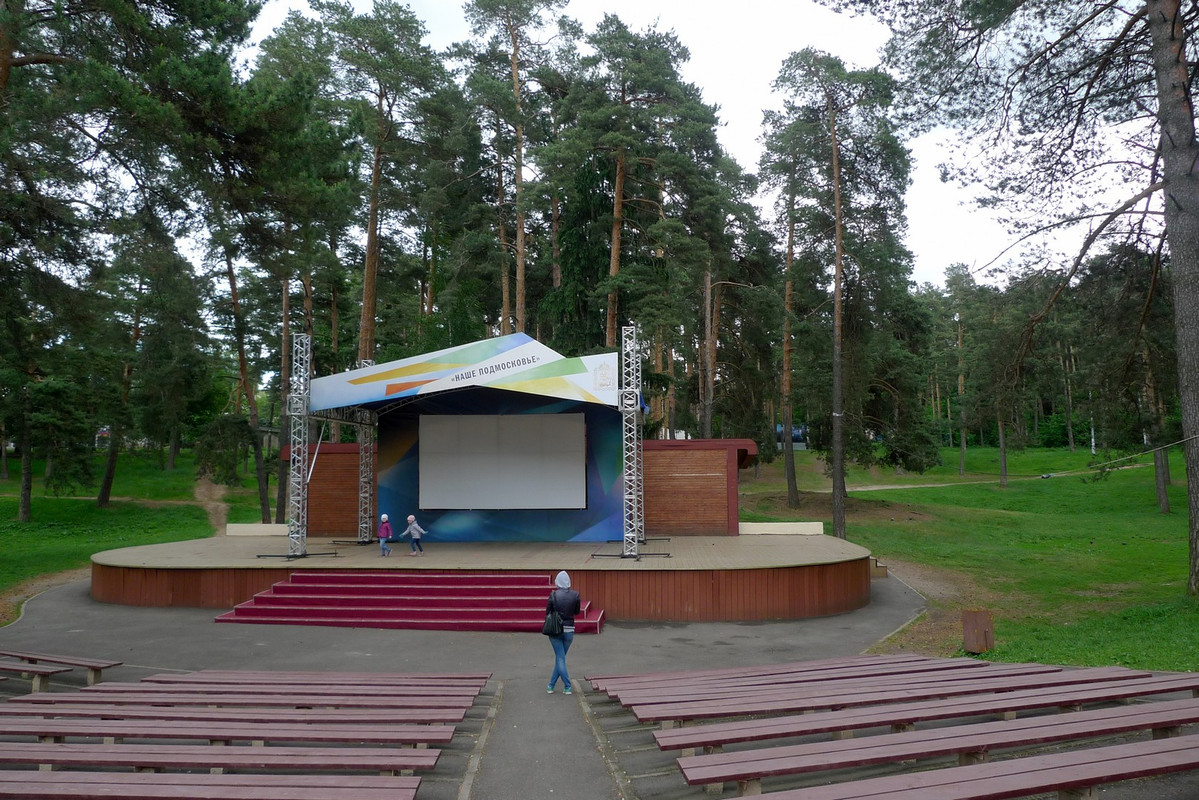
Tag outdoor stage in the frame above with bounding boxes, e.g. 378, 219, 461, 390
90, 525, 875, 623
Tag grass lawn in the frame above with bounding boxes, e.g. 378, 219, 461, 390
743, 447, 1198, 671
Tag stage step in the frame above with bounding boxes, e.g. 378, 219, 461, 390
215, 571, 605, 634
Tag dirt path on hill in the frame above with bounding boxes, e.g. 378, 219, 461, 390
193, 476, 228, 534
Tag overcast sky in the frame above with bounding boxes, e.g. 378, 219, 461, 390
254, 0, 1015, 287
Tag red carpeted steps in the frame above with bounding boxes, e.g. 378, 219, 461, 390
215, 571, 604, 633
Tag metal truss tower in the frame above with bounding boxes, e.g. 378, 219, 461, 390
354, 359, 376, 544
621, 326, 645, 558
286, 333, 312, 557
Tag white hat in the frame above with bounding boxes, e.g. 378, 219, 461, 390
407, 515, 416, 522
380, 514, 388, 522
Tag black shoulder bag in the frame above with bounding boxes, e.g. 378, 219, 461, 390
542, 590, 564, 636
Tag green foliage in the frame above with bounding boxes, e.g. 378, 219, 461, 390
194, 415, 257, 486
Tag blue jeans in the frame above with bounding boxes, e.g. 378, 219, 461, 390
379, 538, 391, 554
547, 631, 574, 691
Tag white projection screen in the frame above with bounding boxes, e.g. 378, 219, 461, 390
419, 414, 587, 509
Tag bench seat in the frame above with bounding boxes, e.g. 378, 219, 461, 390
678, 696, 1199, 794
749, 732, 1199, 800
142, 671, 489, 689
587, 654, 943, 694
653, 671, 1199, 752
0, 661, 72, 692
0, 702, 467, 724
83, 681, 483, 698
0, 740, 439, 774
609, 662, 1063, 705
0, 649, 122, 685
0, 770, 419, 800
0, 717, 456, 746
9, 690, 474, 709
634, 665, 1146, 726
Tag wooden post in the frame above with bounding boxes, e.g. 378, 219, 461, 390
962, 609, 994, 654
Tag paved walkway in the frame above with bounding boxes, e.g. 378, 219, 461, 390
0, 575, 927, 799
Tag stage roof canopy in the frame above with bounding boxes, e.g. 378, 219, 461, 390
310, 333, 619, 413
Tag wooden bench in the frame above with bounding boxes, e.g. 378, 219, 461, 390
678, 696, 1199, 795
744, 732, 1199, 800
143, 669, 490, 688
9, 690, 475, 710
633, 665, 1146, 727
0, 740, 440, 775
0, 770, 419, 800
0, 702, 468, 724
587, 654, 947, 694
84, 680, 483, 698
654, 671, 1199, 751
607, 662, 1064, 705
0, 717, 456, 746
0, 660, 72, 692
0, 649, 122, 685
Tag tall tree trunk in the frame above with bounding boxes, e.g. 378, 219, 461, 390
551, 189, 562, 288
18, 387, 32, 522
497, 126, 511, 335
358, 101, 386, 364
782, 186, 800, 508
508, 23, 527, 332
997, 410, 1008, 488
829, 97, 847, 539
0, 422, 8, 480
222, 243, 271, 523
605, 151, 627, 348
99, 297, 141, 508
330, 279, 341, 444
958, 315, 967, 475
1148, 0, 1199, 593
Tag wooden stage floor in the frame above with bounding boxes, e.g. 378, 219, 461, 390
91, 527, 874, 623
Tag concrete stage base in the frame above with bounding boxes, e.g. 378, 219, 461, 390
91, 531, 873, 623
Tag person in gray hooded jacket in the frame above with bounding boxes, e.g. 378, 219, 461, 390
546, 570, 582, 694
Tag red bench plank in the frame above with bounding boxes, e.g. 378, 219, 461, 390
83, 681, 482, 698
679, 696, 1199, 788
609, 662, 1062, 705
655, 672, 1199, 750
587, 654, 935, 693
634, 666, 1146, 724
751, 733, 1199, 800
9, 691, 473, 709
0, 717, 455, 745
0, 702, 467, 724
0, 740, 440, 773
142, 671, 489, 688
0, 770, 419, 800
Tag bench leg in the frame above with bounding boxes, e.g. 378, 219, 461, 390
1059, 788, 1096, 800
959, 750, 988, 766
31, 674, 50, 692
38, 763, 56, 772
737, 778, 761, 796
1153, 725, 1182, 739
890, 723, 914, 734
831, 729, 854, 740
86, 668, 101, 686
